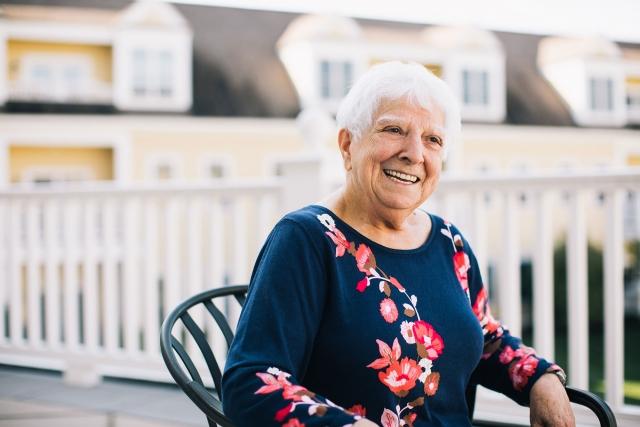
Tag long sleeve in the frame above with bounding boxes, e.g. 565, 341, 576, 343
459, 233, 565, 406
221, 219, 361, 427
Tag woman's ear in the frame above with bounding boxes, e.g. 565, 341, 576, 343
338, 128, 353, 171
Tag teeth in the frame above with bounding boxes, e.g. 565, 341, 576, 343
384, 169, 419, 183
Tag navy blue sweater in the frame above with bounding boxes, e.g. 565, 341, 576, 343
222, 205, 562, 427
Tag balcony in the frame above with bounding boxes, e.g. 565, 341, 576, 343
0, 163, 639, 425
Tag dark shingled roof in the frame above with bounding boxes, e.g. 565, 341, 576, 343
2, 0, 637, 127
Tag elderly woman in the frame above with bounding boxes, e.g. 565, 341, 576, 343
221, 62, 574, 427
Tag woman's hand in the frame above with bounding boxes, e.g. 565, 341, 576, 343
354, 418, 379, 427
529, 373, 575, 427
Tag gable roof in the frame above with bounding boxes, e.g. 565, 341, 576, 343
3, 0, 638, 128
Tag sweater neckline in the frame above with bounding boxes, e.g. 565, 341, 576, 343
310, 204, 439, 255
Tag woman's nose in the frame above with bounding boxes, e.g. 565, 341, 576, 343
399, 133, 424, 164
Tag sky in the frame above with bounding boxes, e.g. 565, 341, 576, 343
164, 0, 640, 43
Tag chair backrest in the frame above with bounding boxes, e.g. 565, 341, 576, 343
160, 285, 248, 427
161, 285, 616, 427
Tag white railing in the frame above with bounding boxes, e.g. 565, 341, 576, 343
0, 164, 638, 424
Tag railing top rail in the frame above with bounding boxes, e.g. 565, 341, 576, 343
437, 168, 640, 192
0, 178, 282, 198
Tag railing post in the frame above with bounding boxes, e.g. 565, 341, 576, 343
275, 156, 323, 215
533, 191, 554, 359
499, 191, 521, 337
567, 191, 589, 389
604, 189, 625, 409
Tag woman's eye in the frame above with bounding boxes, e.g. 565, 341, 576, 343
385, 127, 402, 134
428, 136, 443, 146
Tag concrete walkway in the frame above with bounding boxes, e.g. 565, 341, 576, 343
0, 365, 205, 427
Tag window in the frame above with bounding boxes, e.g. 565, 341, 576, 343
462, 69, 489, 106
21, 54, 91, 101
320, 60, 353, 99
131, 49, 174, 98
589, 77, 614, 111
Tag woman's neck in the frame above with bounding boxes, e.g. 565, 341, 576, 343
321, 187, 431, 250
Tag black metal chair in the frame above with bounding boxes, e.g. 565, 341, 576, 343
160, 285, 617, 427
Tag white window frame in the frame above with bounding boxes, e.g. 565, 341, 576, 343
144, 153, 183, 182
462, 68, 490, 107
319, 59, 353, 101
18, 53, 93, 102
589, 76, 614, 112
448, 51, 506, 123
199, 155, 233, 180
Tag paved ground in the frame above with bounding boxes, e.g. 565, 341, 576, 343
0, 365, 205, 427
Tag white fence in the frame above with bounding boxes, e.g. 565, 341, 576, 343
0, 162, 639, 424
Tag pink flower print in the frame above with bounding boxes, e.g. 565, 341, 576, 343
412, 321, 444, 360
282, 419, 305, 427
423, 371, 440, 396
499, 346, 515, 364
367, 338, 401, 369
400, 321, 416, 344
282, 384, 309, 402
379, 298, 399, 323
255, 371, 292, 394
355, 244, 376, 275
378, 357, 421, 397
325, 228, 350, 257
453, 251, 470, 292
356, 277, 368, 293
381, 408, 399, 427
509, 354, 539, 390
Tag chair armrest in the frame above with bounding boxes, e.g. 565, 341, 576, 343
566, 386, 617, 427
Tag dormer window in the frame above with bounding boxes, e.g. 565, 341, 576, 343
462, 69, 489, 106
320, 60, 353, 100
131, 49, 174, 99
589, 77, 614, 111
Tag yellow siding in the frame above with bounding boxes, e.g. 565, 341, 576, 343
9, 146, 114, 182
629, 154, 640, 166
7, 39, 112, 83
463, 139, 614, 171
131, 130, 303, 180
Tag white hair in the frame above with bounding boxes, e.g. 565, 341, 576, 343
336, 61, 461, 159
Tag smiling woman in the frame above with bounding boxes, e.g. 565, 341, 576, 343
221, 62, 575, 427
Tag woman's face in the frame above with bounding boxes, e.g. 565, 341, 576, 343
343, 98, 446, 213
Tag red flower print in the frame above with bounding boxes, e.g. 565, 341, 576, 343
412, 321, 444, 360
499, 346, 515, 364
453, 251, 470, 291
356, 277, 368, 293
424, 372, 440, 396
381, 408, 399, 427
379, 298, 399, 323
275, 402, 293, 422
378, 357, 421, 397
347, 404, 367, 417
325, 229, 350, 257
282, 419, 305, 427
403, 412, 417, 427
282, 384, 309, 401
389, 276, 406, 292
509, 354, 539, 390
367, 338, 401, 369
472, 287, 487, 319
355, 244, 376, 275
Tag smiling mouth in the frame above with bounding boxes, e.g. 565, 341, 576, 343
383, 169, 420, 184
